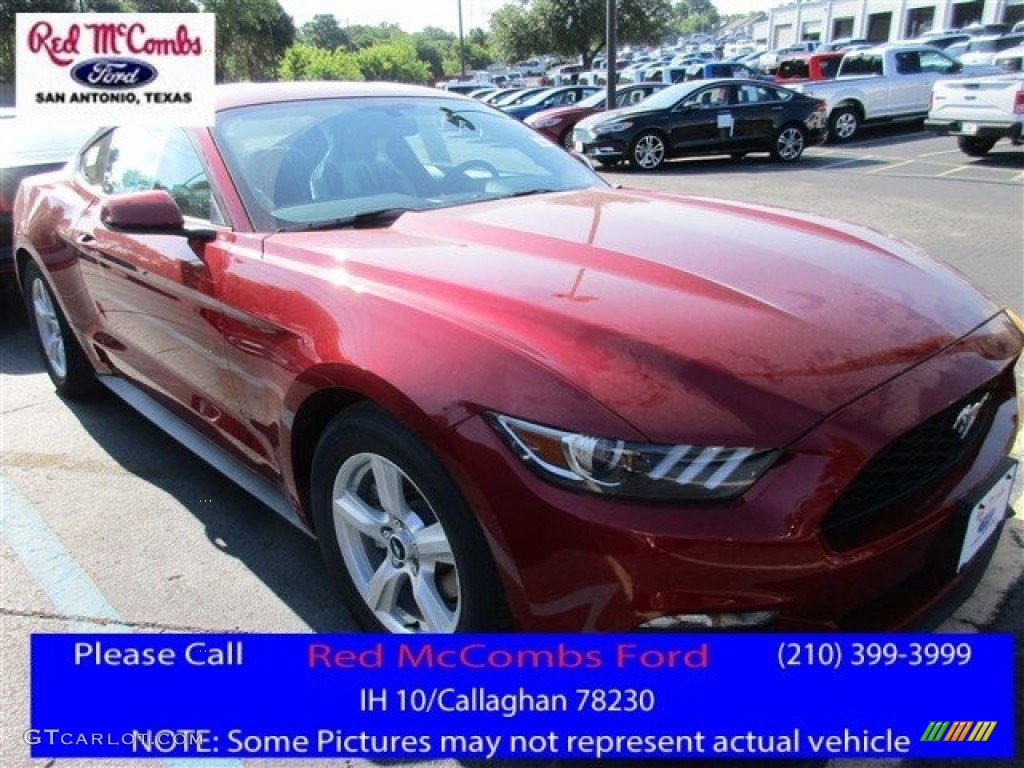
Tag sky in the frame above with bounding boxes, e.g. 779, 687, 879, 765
278, 0, 772, 36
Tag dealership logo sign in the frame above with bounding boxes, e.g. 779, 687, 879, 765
70, 58, 159, 89
16, 13, 215, 126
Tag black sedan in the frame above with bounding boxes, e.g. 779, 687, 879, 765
571, 79, 828, 170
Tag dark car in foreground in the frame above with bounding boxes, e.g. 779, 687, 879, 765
13, 82, 1022, 634
523, 82, 667, 147
1, 112, 95, 281
572, 78, 828, 169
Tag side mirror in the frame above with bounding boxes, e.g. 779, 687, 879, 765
949, 61, 962, 73
101, 189, 215, 242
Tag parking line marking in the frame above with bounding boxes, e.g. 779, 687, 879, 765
918, 149, 963, 158
937, 165, 970, 177
820, 157, 873, 169
1, 476, 123, 632
867, 159, 915, 174
0, 476, 244, 768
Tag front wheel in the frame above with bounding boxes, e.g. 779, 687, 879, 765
957, 136, 996, 157
22, 261, 97, 398
629, 131, 667, 170
311, 403, 509, 633
771, 124, 807, 163
828, 107, 860, 143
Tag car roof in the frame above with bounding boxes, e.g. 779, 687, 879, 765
215, 81, 444, 112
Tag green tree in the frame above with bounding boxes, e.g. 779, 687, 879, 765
672, 0, 720, 35
0, 0, 75, 84
356, 40, 431, 83
278, 42, 362, 81
414, 36, 447, 81
347, 23, 403, 51
298, 13, 350, 51
489, 3, 541, 65
132, 0, 200, 11
203, 0, 295, 82
491, 0, 673, 70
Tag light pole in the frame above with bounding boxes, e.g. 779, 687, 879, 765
606, 0, 617, 113
458, 0, 466, 79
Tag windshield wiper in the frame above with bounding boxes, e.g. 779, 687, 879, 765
500, 188, 557, 200
276, 207, 416, 233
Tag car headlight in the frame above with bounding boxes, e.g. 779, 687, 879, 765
533, 116, 565, 128
487, 413, 779, 501
593, 120, 634, 135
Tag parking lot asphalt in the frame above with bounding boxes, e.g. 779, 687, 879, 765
1, 125, 1022, 768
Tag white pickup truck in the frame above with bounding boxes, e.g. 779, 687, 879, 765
925, 73, 1024, 156
788, 44, 997, 141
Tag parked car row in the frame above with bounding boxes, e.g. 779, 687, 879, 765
926, 69, 1024, 156
571, 80, 828, 169
786, 43, 1001, 141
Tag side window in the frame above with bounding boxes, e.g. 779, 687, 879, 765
697, 86, 731, 107
155, 130, 219, 222
78, 136, 107, 187
919, 50, 956, 73
819, 57, 842, 79
895, 52, 922, 74
104, 126, 222, 223
105, 126, 163, 194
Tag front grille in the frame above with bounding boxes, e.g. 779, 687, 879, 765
821, 375, 1005, 551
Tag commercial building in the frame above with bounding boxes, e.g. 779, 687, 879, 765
758, 0, 1022, 47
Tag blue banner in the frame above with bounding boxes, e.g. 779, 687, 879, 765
29, 633, 1014, 760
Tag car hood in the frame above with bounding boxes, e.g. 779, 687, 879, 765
524, 105, 589, 125
269, 188, 1003, 446
576, 105, 656, 130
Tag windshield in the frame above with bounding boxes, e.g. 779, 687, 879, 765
630, 81, 700, 111
576, 90, 608, 109
213, 96, 602, 231
517, 88, 559, 107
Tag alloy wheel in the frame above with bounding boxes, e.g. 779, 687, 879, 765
31, 277, 67, 380
330, 452, 461, 633
775, 126, 806, 162
632, 133, 666, 170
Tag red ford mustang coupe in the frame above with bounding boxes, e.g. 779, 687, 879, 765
14, 82, 1021, 633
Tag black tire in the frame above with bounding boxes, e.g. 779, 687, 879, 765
828, 106, 860, 143
310, 403, 509, 633
957, 136, 996, 157
629, 130, 667, 170
771, 124, 807, 163
560, 129, 575, 150
22, 261, 97, 398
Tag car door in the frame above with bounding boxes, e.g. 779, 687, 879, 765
70, 126, 242, 441
731, 83, 788, 148
667, 84, 734, 150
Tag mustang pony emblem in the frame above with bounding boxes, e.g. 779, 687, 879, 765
953, 394, 990, 440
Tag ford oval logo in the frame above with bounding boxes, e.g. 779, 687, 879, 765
70, 58, 158, 90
